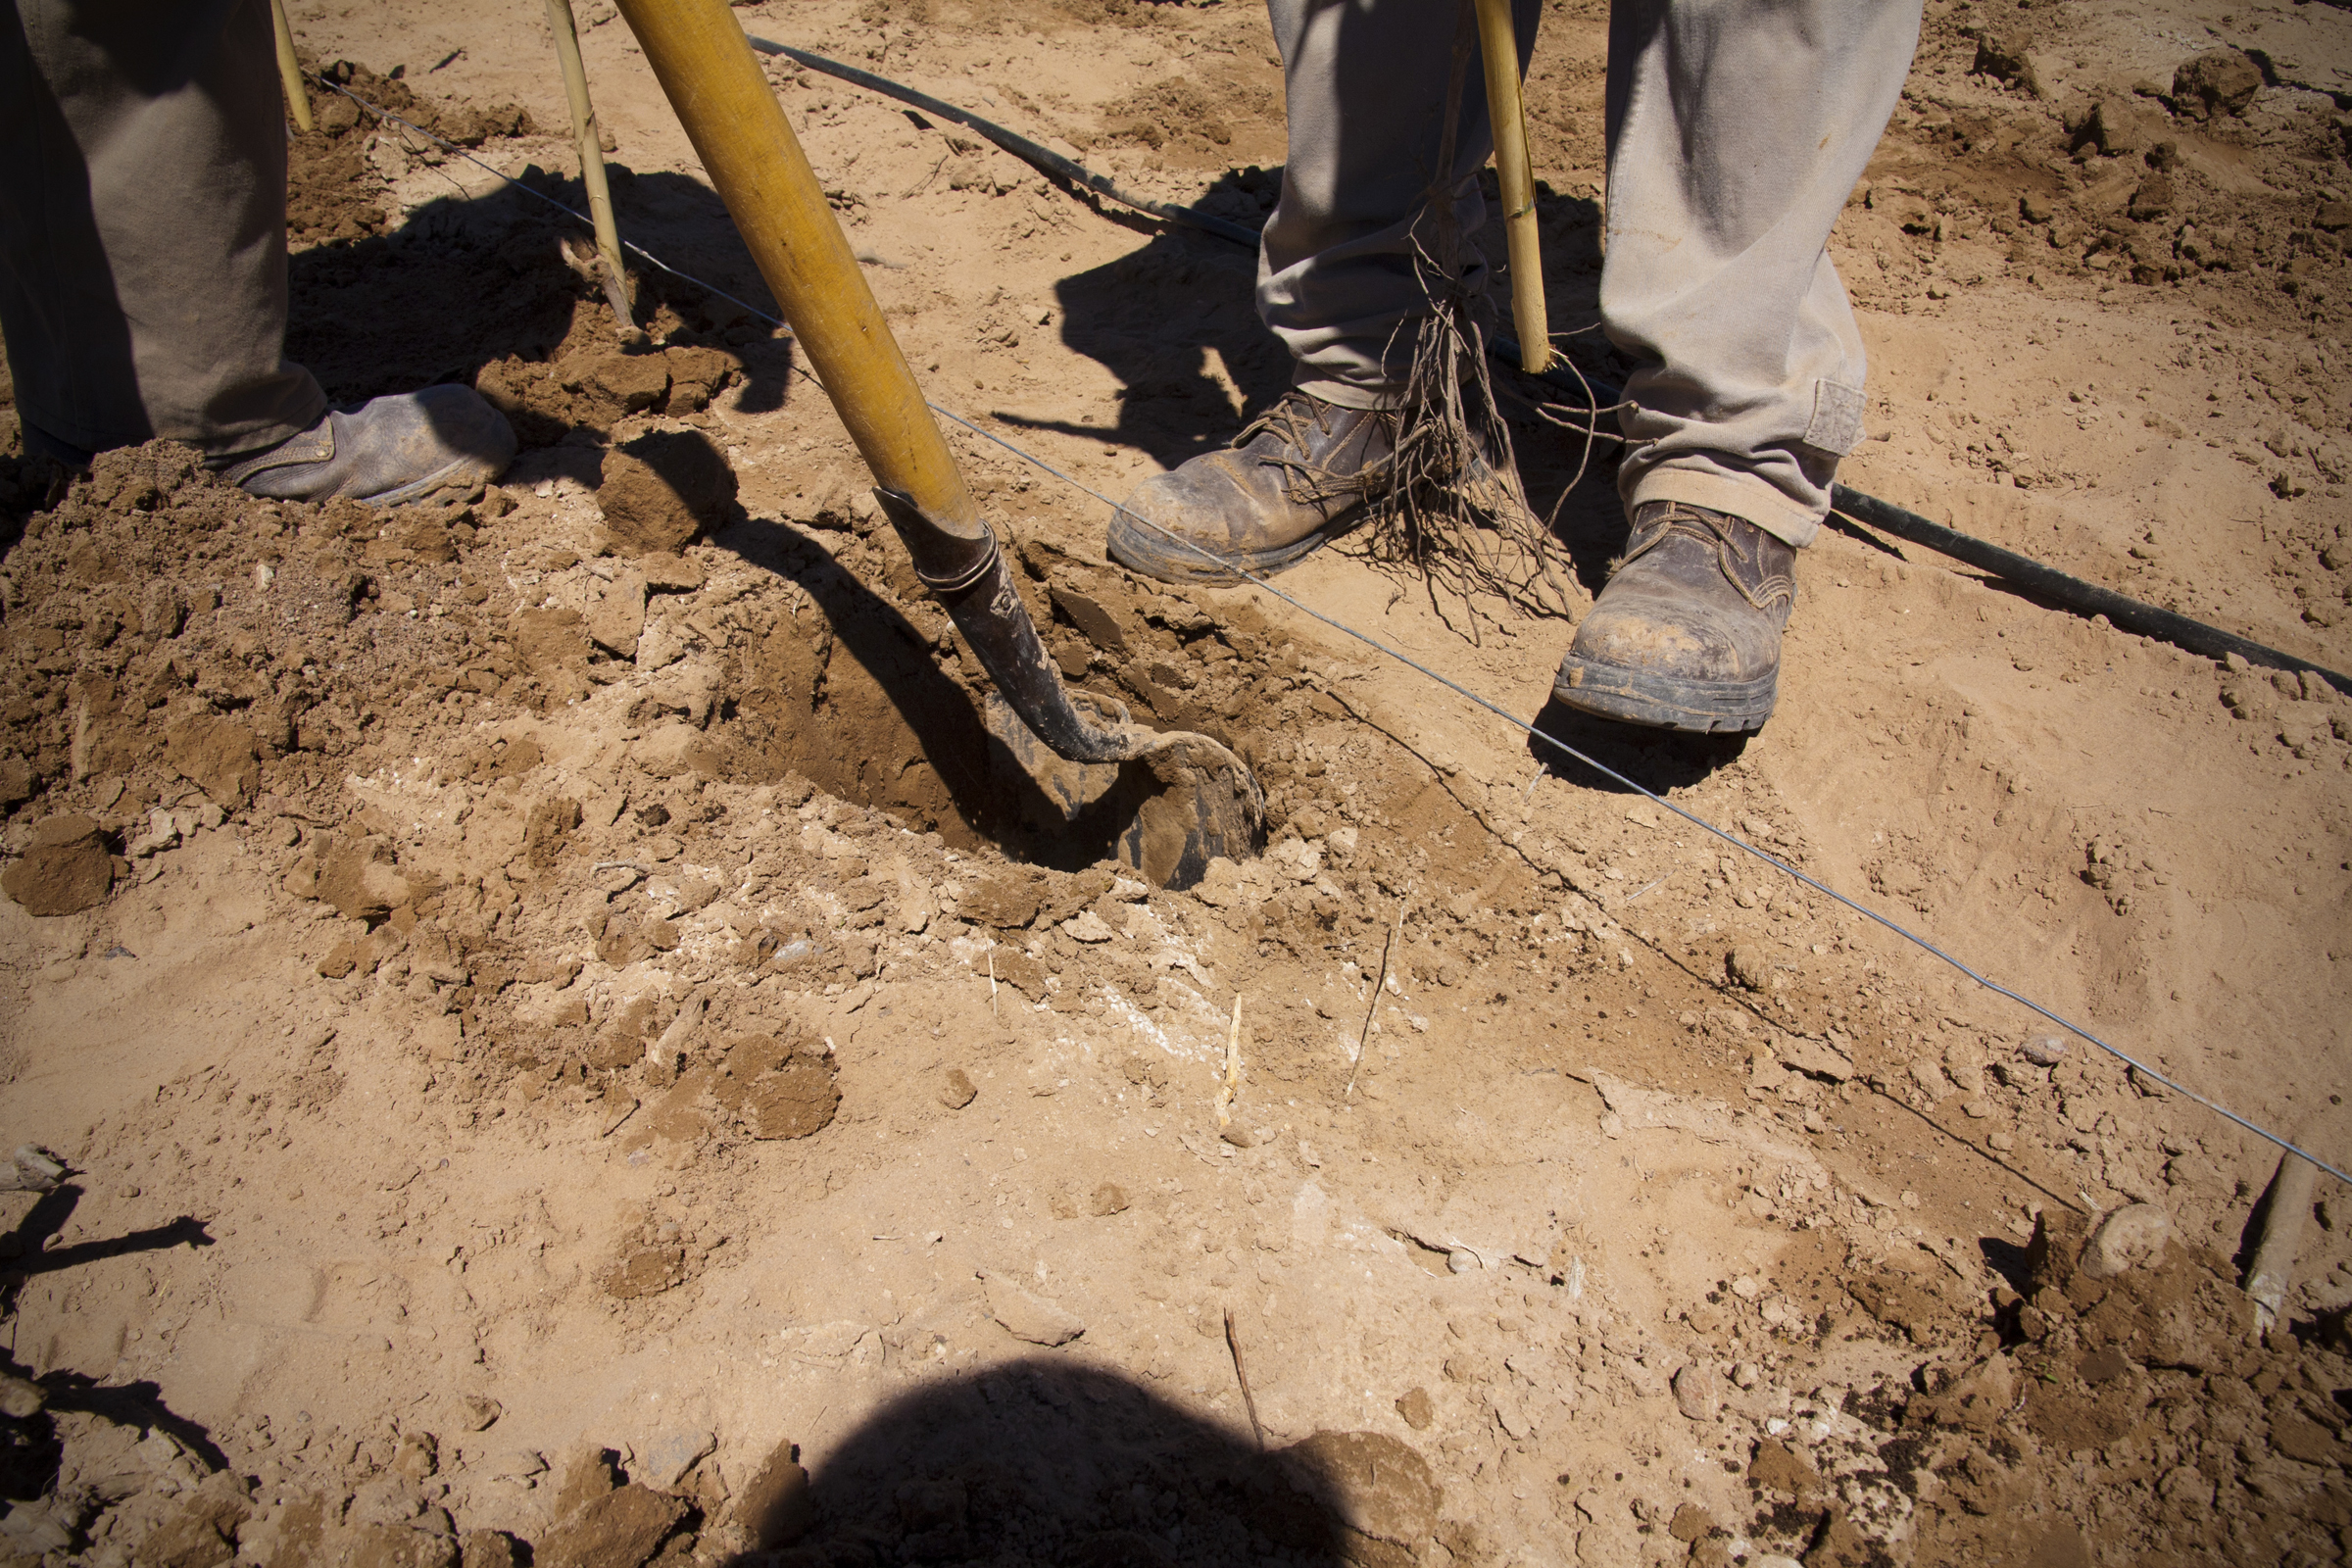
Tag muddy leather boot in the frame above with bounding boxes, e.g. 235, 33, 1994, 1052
217, 384, 517, 507
1551, 500, 1796, 733
1105, 389, 1396, 586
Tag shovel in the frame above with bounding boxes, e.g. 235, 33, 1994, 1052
611, 0, 1261, 887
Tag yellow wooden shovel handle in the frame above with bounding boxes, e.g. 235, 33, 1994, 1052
612, 0, 986, 541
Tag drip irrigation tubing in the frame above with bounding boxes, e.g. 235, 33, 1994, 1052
306, 71, 2348, 1191
742, 38, 1264, 250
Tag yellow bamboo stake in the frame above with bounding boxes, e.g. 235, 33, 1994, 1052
269, 0, 314, 134
545, 0, 638, 330
1472, 0, 1550, 373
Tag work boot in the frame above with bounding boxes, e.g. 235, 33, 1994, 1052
1105, 388, 1395, 586
218, 384, 516, 507
1550, 500, 1796, 733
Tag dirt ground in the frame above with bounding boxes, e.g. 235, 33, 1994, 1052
3, 0, 2350, 1565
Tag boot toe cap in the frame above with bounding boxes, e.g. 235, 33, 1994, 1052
1106, 461, 1262, 583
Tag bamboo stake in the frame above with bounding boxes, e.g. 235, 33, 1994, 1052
545, 0, 638, 331
1471, 0, 1549, 373
269, 0, 314, 134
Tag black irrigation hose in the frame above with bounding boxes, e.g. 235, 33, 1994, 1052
1827, 486, 2352, 697
744, 38, 1263, 248
763, 41, 2351, 696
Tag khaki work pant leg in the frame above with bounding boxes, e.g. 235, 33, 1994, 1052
1601, 0, 1921, 547
0, 0, 324, 461
1257, 0, 1918, 542
1257, 0, 1542, 412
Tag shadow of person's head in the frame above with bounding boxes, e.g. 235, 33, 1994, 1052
737, 1357, 1439, 1566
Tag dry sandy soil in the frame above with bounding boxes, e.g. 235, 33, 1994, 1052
3, 0, 2351, 1565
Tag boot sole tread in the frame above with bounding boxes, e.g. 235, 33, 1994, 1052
1550, 655, 1778, 734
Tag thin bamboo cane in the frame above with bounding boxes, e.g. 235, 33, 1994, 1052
269, 0, 314, 134
545, 0, 637, 329
1472, 0, 1549, 373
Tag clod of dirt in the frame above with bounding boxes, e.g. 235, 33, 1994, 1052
550, 1449, 622, 1520
1276, 1431, 1441, 1564
1669, 1502, 1717, 1544
0, 1373, 43, 1418
0, 755, 35, 810
460, 1532, 521, 1568
1725, 943, 1770, 991
989, 947, 1049, 999
716, 1031, 840, 1139
981, 1270, 1085, 1347
596, 430, 738, 557
1671, 1360, 1723, 1422
956, 872, 1042, 929
602, 1236, 690, 1300
2080, 1202, 2172, 1278
1747, 1439, 1828, 1505
1394, 1387, 1434, 1431
164, 712, 259, 806
524, 797, 583, 870
937, 1067, 978, 1108
1087, 1181, 1130, 1217
2172, 48, 2262, 119
533, 1484, 688, 1568
316, 836, 412, 923
729, 1440, 812, 1551
132, 1472, 253, 1568
2, 812, 114, 915
2020, 1034, 2069, 1066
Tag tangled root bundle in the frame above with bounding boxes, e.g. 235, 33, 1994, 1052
1355, 2, 1578, 636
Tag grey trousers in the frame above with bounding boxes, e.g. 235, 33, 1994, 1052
1260, 0, 1922, 547
0, 0, 324, 461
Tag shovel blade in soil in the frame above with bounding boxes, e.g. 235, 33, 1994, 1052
981, 692, 1261, 890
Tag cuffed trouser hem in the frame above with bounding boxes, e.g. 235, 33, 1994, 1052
1293, 374, 1407, 414
1626, 466, 1824, 550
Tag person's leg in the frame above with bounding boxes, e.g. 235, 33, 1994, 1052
1601, 0, 1918, 544
0, 0, 324, 461
1, 0, 514, 502
1258, 0, 1536, 411
1106, 0, 1538, 584
1551, 0, 1919, 731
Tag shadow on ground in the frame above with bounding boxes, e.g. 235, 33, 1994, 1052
286, 161, 794, 416
724, 1358, 1417, 1567
1523, 695, 1752, 795
707, 506, 1231, 877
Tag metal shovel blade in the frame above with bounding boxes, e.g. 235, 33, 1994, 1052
979, 690, 1263, 891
